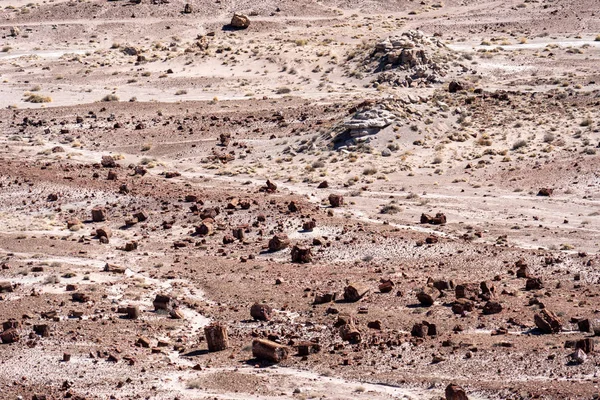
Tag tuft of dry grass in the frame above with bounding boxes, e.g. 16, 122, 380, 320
24, 93, 52, 103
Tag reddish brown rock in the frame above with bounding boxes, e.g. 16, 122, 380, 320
526, 277, 543, 291
250, 303, 273, 321
416, 286, 440, 306
482, 301, 503, 315
291, 245, 312, 263
343, 283, 370, 302
534, 309, 562, 334
96, 226, 112, 239
91, 207, 107, 222
445, 383, 468, 400
302, 220, 316, 231
0, 328, 19, 344
268, 234, 290, 251
153, 294, 176, 311
252, 339, 289, 362
379, 279, 394, 293
328, 194, 344, 207
101, 155, 117, 168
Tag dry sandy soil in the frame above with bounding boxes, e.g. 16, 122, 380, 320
1, 0, 600, 399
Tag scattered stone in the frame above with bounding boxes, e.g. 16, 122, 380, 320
534, 309, 562, 334
328, 194, 344, 207
33, 325, 49, 337
291, 245, 312, 263
339, 319, 361, 343
126, 305, 140, 319
452, 298, 474, 315
252, 339, 288, 362
92, 207, 107, 222
96, 226, 112, 239
445, 383, 469, 400
133, 210, 149, 222
153, 294, 176, 312
297, 341, 320, 356
379, 279, 394, 293
526, 277, 543, 291
482, 301, 503, 315
250, 303, 273, 321
313, 293, 336, 304
416, 286, 440, 306
448, 81, 465, 93
0, 282, 13, 293
0, 328, 19, 344
268, 234, 290, 251
101, 155, 117, 168
302, 220, 316, 232
343, 283, 370, 302
72, 293, 90, 303
420, 213, 446, 225
569, 348, 587, 364
230, 13, 250, 29
538, 188, 553, 196
411, 321, 437, 337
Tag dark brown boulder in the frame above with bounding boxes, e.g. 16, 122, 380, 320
482, 301, 503, 315
452, 298, 474, 315
448, 81, 464, 93
291, 245, 312, 263
96, 226, 112, 239
379, 279, 394, 293
153, 294, 176, 311
133, 210, 149, 222
230, 13, 250, 29
91, 207, 106, 222
534, 309, 562, 334
343, 283, 370, 302
101, 155, 116, 168
302, 220, 316, 231
455, 283, 480, 300
328, 194, 344, 207
0, 328, 19, 344
538, 188, 553, 196
0, 282, 13, 293
313, 293, 336, 304
250, 303, 273, 321
268, 234, 290, 251
525, 277, 543, 291
445, 383, 468, 400
416, 286, 440, 306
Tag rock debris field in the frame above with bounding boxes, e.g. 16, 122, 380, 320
1, 0, 600, 399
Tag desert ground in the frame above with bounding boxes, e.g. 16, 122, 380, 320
0, 0, 600, 399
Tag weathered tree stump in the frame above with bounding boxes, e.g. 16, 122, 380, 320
204, 323, 229, 352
